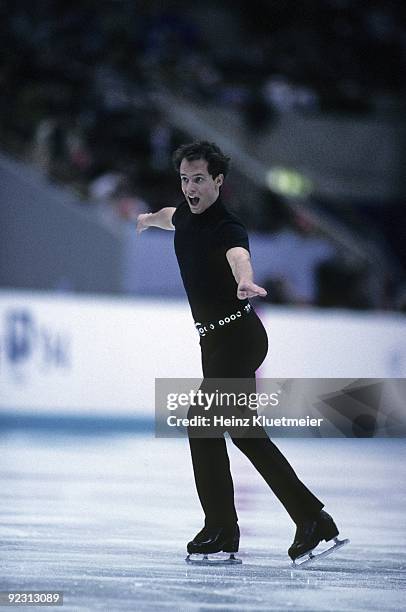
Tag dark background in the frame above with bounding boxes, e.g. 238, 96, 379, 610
1, 0, 405, 310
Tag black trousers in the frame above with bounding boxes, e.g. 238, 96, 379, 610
187, 309, 324, 528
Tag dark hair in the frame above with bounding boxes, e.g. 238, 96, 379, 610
172, 141, 231, 179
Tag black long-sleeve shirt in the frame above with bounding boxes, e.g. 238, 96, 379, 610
173, 197, 250, 322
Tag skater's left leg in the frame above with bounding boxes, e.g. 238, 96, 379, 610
231, 424, 346, 561
231, 432, 324, 524
288, 510, 339, 561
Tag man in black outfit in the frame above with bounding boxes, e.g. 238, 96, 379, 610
137, 141, 340, 562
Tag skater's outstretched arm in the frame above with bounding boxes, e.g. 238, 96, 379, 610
136, 207, 176, 233
226, 247, 267, 300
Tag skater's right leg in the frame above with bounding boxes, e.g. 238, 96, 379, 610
186, 313, 266, 554
187, 435, 239, 555
188, 436, 238, 528
187, 523, 240, 555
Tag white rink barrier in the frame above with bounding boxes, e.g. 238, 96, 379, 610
0, 290, 405, 417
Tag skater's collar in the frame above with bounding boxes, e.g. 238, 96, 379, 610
186, 195, 224, 218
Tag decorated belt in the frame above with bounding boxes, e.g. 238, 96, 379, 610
194, 303, 252, 337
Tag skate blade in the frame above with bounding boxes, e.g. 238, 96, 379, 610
292, 537, 350, 568
186, 553, 242, 566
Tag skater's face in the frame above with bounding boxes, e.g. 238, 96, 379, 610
180, 158, 223, 214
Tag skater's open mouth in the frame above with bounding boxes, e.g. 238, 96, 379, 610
189, 196, 200, 206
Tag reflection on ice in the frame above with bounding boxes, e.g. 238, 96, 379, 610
0, 434, 405, 611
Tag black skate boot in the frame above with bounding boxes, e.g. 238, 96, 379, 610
186, 524, 242, 565
289, 510, 338, 560
289, 510, 349, 566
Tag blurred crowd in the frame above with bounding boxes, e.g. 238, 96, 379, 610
1, 0, 405, 309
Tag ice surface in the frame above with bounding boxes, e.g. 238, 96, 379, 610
0, 433, 405, 611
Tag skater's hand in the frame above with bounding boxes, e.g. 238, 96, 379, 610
136, 208, 176, 232
237, 280, 267, 300
136, 213, 153, 234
